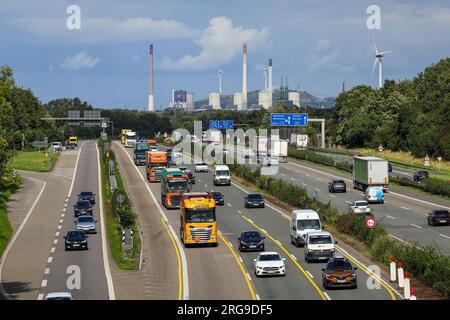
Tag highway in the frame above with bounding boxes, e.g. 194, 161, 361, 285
152, 144, 398, 300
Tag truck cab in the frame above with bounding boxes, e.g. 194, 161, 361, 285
290, 210, 322, 247
134, 141, 150, 166
213, 165, 231, 186
161, 168, 190, 209
69, 136, 78, 147
124, 131, 137, 148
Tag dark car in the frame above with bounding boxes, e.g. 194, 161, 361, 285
328, 179, 347, 193
186, 171, 195, 185
66, 143, 75, 150
78, 191, 96, 204
211, 192, 224, 206
427, 209, 450, 226
388, 162, 393, 173
73, 200, 93, 217
322, 253, 357, 289
64, 231, 88, 250
244, 193, 265, 208
414, 170, 429, 182
238, 230, 265, 252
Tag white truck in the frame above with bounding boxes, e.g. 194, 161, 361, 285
124, 131, 137, 148
271, 139, 288, 162
352, 156, 389, 191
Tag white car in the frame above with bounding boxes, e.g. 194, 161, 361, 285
348, 200, 372, 214
45, 292, 73, 300
51, 142, 63, 151
194, 162, 209, 172
253, 252, 286, 277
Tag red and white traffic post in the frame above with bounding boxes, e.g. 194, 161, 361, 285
410, 288, 417, 300
397, 261, 404, 288
389, 256, 396, 282
403, 271, 411, 299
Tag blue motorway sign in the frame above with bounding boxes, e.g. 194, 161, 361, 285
209, 120, 234, 129
270, 113, 308, 126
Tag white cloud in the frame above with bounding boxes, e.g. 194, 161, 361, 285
13, 16, 199, 43
61, 52, 100, 71
159, 16, 269, 71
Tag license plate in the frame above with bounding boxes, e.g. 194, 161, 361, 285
337, 280, 346, 283
440, 220, 446, 223
249, 245, 256, 248
73, 244, 79, 247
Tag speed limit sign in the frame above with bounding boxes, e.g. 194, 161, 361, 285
365, 216, 377, 229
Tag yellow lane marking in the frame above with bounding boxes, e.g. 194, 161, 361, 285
161, 217, 183, 300
242, 215, 327, 300
218, 232, 257, 300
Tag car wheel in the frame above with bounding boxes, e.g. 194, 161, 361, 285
381, 200, 384, 204
427, 218, 431, 226
262, 204, 265, 208
353, 283, 358, 289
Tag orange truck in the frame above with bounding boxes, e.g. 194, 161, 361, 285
160, 168, 190, 209
146, 151, 168, 182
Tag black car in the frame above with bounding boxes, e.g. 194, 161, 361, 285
238, 230, 265, 252
414, 170, 429, 182
73, 200, 93, 217
244, 193, 265, 208
78, 191, 96, 204
186, 171, 195, 185
64, 231, 88, 250
66, 143, 75, 150
388, 162, 393, 173
211, 192, 224, 205
427, 209, 450, 226
328, 179, 347, 193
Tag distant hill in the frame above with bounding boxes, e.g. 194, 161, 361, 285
194, 89, 335, 109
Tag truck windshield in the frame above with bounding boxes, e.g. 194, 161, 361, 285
309, 235, 332, 244
136, 144, 149, 151
168, 180, 189, 191
186, 209, 216, 223
297, 219, 321, 230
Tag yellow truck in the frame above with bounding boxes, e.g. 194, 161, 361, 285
121, 129, 131, 144
179, 192, 217, 247
68, 136, 78, 147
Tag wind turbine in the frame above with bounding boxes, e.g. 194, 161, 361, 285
372, 40, 392, 88
263, 67, 268, 90
217, 68, 224, 95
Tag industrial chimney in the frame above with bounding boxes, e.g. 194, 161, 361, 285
268, 58, 273, 108
241, 43, 248, 110
148, 44, 155, 112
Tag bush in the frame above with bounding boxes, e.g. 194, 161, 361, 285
422, 177, 450, 197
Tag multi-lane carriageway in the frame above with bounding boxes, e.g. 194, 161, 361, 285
113, 142, 399, 300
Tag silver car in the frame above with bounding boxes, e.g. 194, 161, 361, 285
74, 215, 97, 233
348, 200, 372, 214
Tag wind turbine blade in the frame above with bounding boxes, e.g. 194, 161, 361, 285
371, 58, 378, 77
372, 33, 378, 55
379, 51, 392, 55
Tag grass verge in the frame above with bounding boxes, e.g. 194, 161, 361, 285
98, 142, 140, 270
0, 173, 22, 258
10, 150, 60, 172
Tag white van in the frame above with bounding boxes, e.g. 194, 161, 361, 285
213, 165, 231, 186
290, 210, 322, 247
365, 186, 384, 204
304, 231, 337, 262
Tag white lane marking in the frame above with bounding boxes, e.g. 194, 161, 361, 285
50, 247, 55, 253
287, 160, 450, 210
229, 242, 234, 247
198, 179, 202, 182
52, 173, 73, 180
41, 280, 47, 288
47, 257, 53, 263
0, 176, 46, 300
237, 210, 242, 214
301, 183, 308, 187
116, 142, 189, 300
386, 215, 396, 220
44, 268, 50, 275
65, 199, 68, 202
345, 201, 352, 204
227, 203, 232, 207
411, 224, 422, 229
306, 271, 314, 278
55, 231, 60, 237
67, 143, 84, 198
37, 293, 44, 300
204, 184, 208, 188
59, 219, 63, 224
239, 256, 243, 263
256, 294, 261, 300
291, 254, 298, 261
323, 291, 331, 300
57, 225, 61, 230
63, 208, 67, 212
314, 188, 321, 192
61, 213, 65, 218
95, 144, 116, 300
64, 203, 67, 207
246, 273, 252, 281
439, 234, 450, 240
401, 207, 411, 211
329, 194, 335, 198
53, 239, 58, 244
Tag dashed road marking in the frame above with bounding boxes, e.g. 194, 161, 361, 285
65, 199, 68, 202
53, 239, 58, 244
37, 293, 44, 300
386, 215, 395, 220
41, 280, 47, 288
411, 224, 422, 229
246, 273, 252, 281
329, 194, 335, 198
256, 294, 261, 300
50, 247, 55, 253
239, 256, 243, 263
237, 210, 242, 214
323, 291, 331, 300
57, 225, 61, 230
47, 257, 53, 263
61, 213, 65, 217
314, 188, 320, 192
227, 203, 232, 207
306, 271, 314, 278
204, 184, 208, 188
44, 268, 50, 275
290, 178, 295, 181
401, 207, 410, 211
229, 242, 234, 247
291, 254, 297, 261
439, 234, 450, 240
59, 219, 63, 224
301, 183, 308, 187
305, 174, 310, 177
55, 231, 60, 237
63, 208, 67, 212
64, 203, 67, 207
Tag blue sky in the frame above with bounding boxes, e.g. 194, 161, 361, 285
1, 0, 449, 110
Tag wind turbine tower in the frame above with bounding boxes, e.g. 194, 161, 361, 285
372, 41, 392, 88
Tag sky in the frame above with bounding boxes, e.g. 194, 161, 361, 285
1, 0, 450, 110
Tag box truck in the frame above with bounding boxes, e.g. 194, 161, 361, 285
271, 139, 288, 162
352, 156, 389, 191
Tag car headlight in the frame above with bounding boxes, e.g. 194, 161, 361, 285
325, 275, 332, 279
81, 240, 87, 243
308, 249, 314, 253
351, 273, 356, 278
258, 240, 264, 245
257, 266, 262, 270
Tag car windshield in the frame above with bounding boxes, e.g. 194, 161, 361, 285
78, 216, 94, 223
212, 192, 222, 198
434, 210, 449, 217
355, 201, 368, 207
46, 296, 71, 300
67, 232, 85, 241
186, 208, 216, 223
259, 254, 281, 261
242, 232, 261, 240
328, 260, 353, 271
333, 181, 345, 185
297, 219, 320, 230
196, 163, 207, 166
167, 180, 189, 191
76, 200, 90, 207
136, 143, 150, 151
216, 170, 229, 176
309, 235, 332, 244
80, 192, 92, 196
248, 194, 262, 200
